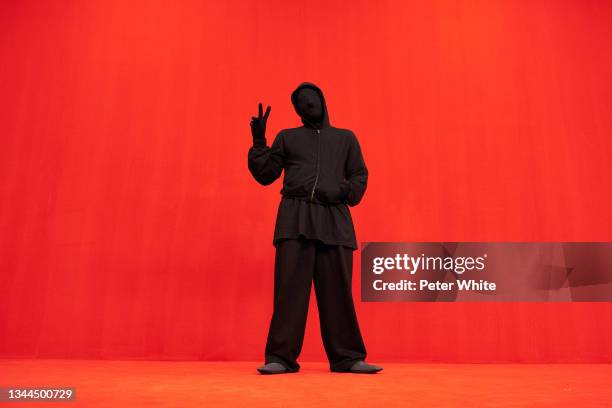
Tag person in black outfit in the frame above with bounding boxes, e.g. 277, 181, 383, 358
248, 82, 382, 374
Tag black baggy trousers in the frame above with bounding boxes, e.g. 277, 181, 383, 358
264, 236, 367, 372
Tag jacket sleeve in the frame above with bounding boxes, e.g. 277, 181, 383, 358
247, 130, 285, 186
340, 131, 368, 207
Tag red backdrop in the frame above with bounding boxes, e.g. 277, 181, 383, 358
1, 0, 611, 362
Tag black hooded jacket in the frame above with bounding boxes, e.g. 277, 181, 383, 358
247, 82, 368, 250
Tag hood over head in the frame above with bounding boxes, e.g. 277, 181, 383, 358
291, 82, 331, 129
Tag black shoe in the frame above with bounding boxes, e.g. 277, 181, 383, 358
348, 360, 383, 374
257, 362, 289, 375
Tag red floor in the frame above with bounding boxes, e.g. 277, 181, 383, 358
1, 360, 611, 407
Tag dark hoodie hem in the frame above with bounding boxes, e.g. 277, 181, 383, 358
273, 234, 358, 251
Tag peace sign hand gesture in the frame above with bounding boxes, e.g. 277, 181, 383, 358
250, 102, 271, 145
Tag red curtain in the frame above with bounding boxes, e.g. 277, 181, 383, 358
1, 0, 611, 362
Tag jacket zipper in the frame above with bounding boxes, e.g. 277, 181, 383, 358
310, 128, 321, 202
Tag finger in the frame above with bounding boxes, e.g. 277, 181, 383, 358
258, 103, 262, 118
252, 116, 258, 121
264, 105, 271, 120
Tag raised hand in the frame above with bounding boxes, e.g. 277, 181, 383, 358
250, 102, 271, 145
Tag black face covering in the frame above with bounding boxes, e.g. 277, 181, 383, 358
290, 82, 331, 130
294, 88, 323, 124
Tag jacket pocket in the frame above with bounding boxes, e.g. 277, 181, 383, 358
314, 176, 344, 204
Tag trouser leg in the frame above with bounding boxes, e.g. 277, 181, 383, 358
313, 242, 367, 372
264, 237, 315, 372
